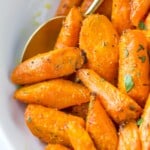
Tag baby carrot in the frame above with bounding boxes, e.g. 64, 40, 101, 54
55, 7, 83, 49
14, 79, 90, 109
86, 95, 118, 150
139, 94, 150, 150
11, 47, 85, 85
118, 29, 149, 106
25, 104, 85, 147
118, 121, 141, 150
77, 69, 142, 124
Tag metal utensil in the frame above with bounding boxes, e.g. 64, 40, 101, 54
21, 0, 103, 61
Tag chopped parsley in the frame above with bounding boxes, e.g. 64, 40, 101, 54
138, 56, 146, 63
27, 116, 32, 123
124, 74, 134, 92
137, 118, 143, 126
138, 21, 147, 30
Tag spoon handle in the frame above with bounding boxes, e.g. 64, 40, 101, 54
84, 0, 104, 16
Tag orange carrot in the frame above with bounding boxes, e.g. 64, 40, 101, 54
111, 0, 132, 35
86, 95, 118, 150
77, 69, 142, 124
79, 14, 119, 84
139, 94, 150, 150
45, 144, 71, 150
14, 79, 90, 109
25, 104, 85, 147
55, 0, 83, 16
118, 29, 149, 106
11, 47, 85, 85
118, 121, 141, 150
130, 0, 150, 26
55, 7, 83, 49
66, 121, 96, 150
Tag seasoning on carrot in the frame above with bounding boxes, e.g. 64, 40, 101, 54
66, 121, 96, 150
79, 14, 119, 84
86, 94, 118, 150
77, 69, 142, 124
14, 79, 90, 109
11, 47, 85, 85
54, 7, 83, 49
130, 0, 150, 26
139, 94, 150, 150
118, 29, 149, 106
118, 121, 141, 150
45, 144, 71, 150
111, 0, 132, 35
55, 0, 83, 16
25, 104, 85, 147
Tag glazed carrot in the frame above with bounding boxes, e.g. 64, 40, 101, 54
14, 79, 90, 109
118, 121, 141, 150
77, 69, 142, 124
25, 104, 85, 147
79, 14, 119, 84
111, 0, 132, 35
66, 121, 96, 150
66, 102, 89, 120
55, 7, 83, 49
55, 0, 83, 16
11, 47, 85, 85
118, 29, 149, 106
86, 95, 118, 150
144, 13, 150, 50
139, 94, 150, 150
130, 0, 150, 26
45, 144, 71, 150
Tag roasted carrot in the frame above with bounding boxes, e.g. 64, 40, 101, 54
139, 94, 150, 150
79, 14, 119, 84
14, 79, 90, 109
66, 121, 96, 150
111, 0, 132, 35
144, 13, 150, 50
130, 0, 150, 26
86, 94, 118, 150
11, 47, 85, 85
45, 144, 71, 150
77, 69, 142, 124
55, 7, 83, 49
25, 104, 85, 147
118, 121, 141, 150
55, 0, 83, 16
118, 29, 149, 106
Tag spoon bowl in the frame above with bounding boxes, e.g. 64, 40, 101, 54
21, 0, 103, 61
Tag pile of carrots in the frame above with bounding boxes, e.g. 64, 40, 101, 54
11, 0, 150, 150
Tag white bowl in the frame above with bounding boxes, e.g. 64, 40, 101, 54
0, 1, 60, 149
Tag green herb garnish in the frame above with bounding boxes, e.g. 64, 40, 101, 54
137, 44, 145, 52
138, 21, 147, 30
27, 116, 32, 123
138, 56, 146, 63
137, 118, 143, 126
124, 74, 134, 92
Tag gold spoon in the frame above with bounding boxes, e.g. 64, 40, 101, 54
21, 0, 103, 61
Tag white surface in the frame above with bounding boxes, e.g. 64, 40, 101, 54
0, 1, 60, 149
